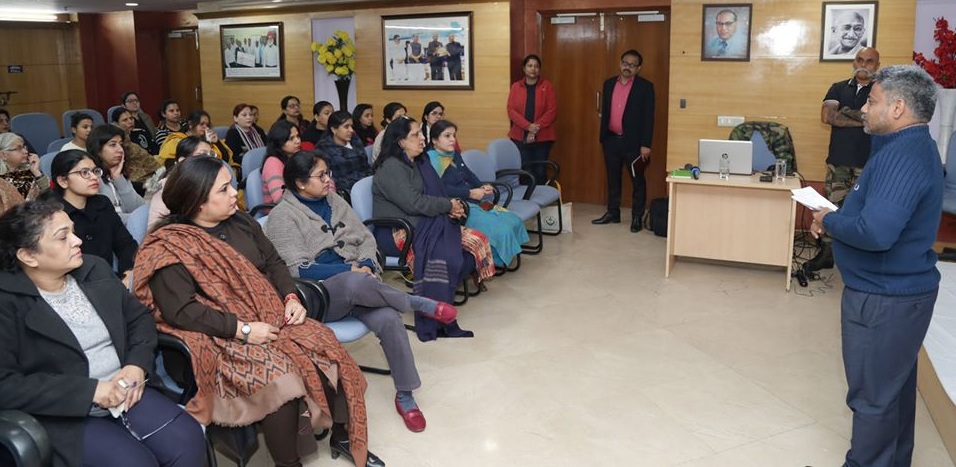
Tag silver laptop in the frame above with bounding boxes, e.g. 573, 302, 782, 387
698, 139, 753, 175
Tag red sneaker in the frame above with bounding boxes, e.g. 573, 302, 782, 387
430, 301, 458, 324
395, 398, 426, 432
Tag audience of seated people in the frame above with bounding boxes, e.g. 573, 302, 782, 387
302, 101, 335, 150
152, 99, 186, 154
372, 101, 407, 161
317, 110, 374, 192
373, 117, 495, 341
46, 149, 138, 287
157, 109, 234, 171
266, 151, 458, 433
62, 112, 94, 152
0, 133, 47, 203
87, 125, 145, 222
120, 91, 157, 139
0, 199, 207, 467
276, 95, 309, 137
262, 119, 302, 204
225, 102, 267, 167
134, 156, 384, 467
147, 135, 215, 228
352, 103, 379, 147
428, 120, 528, 268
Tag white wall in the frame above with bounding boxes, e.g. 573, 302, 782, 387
311, 17, 357, 112
915, 0, 956, 142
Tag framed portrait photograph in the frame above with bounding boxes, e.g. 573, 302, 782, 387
220, 22, 284, 81
820, 2, 878, 61
381, 12, 474, 90
701, 4, 752, 62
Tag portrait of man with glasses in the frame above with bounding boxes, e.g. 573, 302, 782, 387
701, 5, 751, 60
828, 10, 868, 56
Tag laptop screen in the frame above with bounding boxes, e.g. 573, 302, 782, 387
698, 139, 754, 175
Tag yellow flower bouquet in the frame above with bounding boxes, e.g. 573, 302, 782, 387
311, 30, 356, 80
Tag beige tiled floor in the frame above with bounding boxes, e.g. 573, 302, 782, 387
225, 203, 955, 467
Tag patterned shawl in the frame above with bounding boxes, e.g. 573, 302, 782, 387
133, 223, 368, 465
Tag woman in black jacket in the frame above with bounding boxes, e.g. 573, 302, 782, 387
47, 149, 138, 287
0, 199, 205, 467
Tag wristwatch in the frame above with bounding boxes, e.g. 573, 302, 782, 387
240, 322, 251, 344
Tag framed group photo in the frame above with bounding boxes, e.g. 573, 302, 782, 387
820, 2, 878, 61
381, 12, 474, 90
220, 22, 284, 81
701, 3, 752, 61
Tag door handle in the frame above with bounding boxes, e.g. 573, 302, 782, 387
596, 91, 600, 113
195, 87, 201, 101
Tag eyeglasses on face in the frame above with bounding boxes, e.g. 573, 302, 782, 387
3, 145, 27, 153
308, 170, 332, 182
68, 167, 104, 179
716, 21, 736, 27
621, 61, 640, 69
125, 98, 140, 103
836, 24, 865, 33
287, 103, 301, 109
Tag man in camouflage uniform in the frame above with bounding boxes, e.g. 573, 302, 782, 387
805, 47, 880, 273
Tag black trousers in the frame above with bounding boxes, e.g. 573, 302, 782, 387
602, 137, 648, 216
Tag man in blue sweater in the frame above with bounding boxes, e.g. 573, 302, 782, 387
810, 65, 943, 467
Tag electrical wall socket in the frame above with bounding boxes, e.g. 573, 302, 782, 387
717, 115, 745, 127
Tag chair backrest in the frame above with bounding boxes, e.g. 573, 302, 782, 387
10, 113, 60, 153
364, 144, 374, 166
487, 138, 524, 188
350, 176, 375, 221
40, 151, 58, 179
62, 109, 105, 133
125, 204, 150, 244
245, 168, 265, 211
213, 126, 229, 141
729, 121, 797, 173
47, 137, 72, 154
461, 149, 496, 182
105, 105, 124, 124
241, 147, 268, 180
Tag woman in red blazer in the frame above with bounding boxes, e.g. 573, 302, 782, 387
506, 54, 558, 185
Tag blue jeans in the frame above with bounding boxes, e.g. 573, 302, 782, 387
841, 287, 938, 467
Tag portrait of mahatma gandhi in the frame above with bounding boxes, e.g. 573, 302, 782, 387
821, 3, 878, 61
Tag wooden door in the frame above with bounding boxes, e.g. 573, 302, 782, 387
541, 11, 670, 210
164, 29, 202, 116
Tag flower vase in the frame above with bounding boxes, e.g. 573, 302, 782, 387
334, 78, 351, 111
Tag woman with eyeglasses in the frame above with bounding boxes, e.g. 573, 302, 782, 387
47, 149, 138, 287
87, 125, 145, 223
266, 151, 456, 433
507, 54, 557, 185
134, 156, 381, 467
428, 120, 528, 268
0, 198, 206, 467
316, 110, 373, 192
147, 136, 217, 229
262, 120, 303, 204
420, 101, 445, 145
371, 102, 406, 161
224, 103, 267, 166
0, 132, 48, 201
61, 112, 95, 153
156, 110, 234, 171
301, 101, 334, 149
121, 91, 158, 139
275, 95, 309, 137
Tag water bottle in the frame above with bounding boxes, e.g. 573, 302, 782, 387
718, 153, 730, 180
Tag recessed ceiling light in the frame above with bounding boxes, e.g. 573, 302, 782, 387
126, 2, 139, 6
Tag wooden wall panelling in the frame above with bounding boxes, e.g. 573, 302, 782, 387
667, 0, 916, 182
196, 1, 510, 151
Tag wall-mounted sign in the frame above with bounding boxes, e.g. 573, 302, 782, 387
7, 65, 23, 73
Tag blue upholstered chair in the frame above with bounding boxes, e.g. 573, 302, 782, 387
62, 109, 105, 132
243, 168, 274, 218
486, 138, 562, 238
39, 152, 57, 179
46, 137, 72, 154
240, 147, 268, 181
10, 113, 60, 154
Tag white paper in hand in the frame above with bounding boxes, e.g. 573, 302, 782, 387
791, 186, 839, 211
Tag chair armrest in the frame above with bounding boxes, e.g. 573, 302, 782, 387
487, 182, 514, 207
156, 333, 197, 405
362, 217, 415, 269
495, 168, 537, 199
0, 410, 51, 467
293, 278, 331, 322
523, 160, 561, 185
248, 202, 276, 218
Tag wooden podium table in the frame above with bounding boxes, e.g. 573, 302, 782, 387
665, 173, 799, 290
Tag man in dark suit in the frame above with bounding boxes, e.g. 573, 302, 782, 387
593, 49, 655, 233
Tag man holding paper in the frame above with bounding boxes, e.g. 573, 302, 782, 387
805, 47, 880, 273
810, 65, 942, 467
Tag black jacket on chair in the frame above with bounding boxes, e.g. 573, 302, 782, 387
599, 75, 656, 150
0, 256, 158, 467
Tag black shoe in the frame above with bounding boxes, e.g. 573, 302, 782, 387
802, 244, 834, 273
630, 218, 643, 233
591, 212, 621, 224
330, 434, 385, 467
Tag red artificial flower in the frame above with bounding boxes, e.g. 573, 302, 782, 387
914, 17, 956, 89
